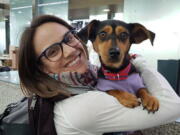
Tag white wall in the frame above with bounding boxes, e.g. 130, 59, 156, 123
124, 0, 180, 68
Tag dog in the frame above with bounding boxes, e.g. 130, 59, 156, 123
78, 20, 159, 113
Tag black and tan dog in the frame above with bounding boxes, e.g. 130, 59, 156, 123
78, 20, 159, 113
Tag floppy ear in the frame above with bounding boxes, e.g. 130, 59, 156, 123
129, 23, 155, 45
77, 20, 100, 44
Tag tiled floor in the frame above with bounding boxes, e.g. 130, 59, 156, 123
176, 118, 180, 123
0, 71, 22, 113
0, 71, 19, 84
0, 81, 23, 113
142, 122, 180, 135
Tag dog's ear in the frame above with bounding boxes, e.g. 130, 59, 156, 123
77, 20, 100, 44
128, 23, 155, 45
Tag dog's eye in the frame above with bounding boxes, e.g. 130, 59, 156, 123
119, 32, 129, 41
99, 32, 107, 38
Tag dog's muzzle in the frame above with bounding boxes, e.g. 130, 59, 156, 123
109, 47, 120, 60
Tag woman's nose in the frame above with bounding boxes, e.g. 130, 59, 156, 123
62, 44, 76, 58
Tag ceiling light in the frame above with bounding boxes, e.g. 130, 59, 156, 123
27, 21, 31, 25
4, 18, 8, 21
103, 9, 110, 12
17, 11, 22, 14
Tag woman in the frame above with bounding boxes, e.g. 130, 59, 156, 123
18, 15, 180, 135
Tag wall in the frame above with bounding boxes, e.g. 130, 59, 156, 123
123, 0, 180, 68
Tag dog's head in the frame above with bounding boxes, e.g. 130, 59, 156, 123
78, 20, 155, 69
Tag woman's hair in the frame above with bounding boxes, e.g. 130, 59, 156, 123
18, 15, 75, 98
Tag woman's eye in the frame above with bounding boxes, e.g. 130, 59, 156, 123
99, 32, 107, 38
119, 32, 129, 41
46, 46, 59, 58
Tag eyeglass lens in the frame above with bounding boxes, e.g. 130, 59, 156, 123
45, 30, 77, 62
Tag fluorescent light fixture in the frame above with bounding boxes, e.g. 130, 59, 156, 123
12, 1, 68, 10
3, 18, 8, 21
27, 21, 31, 25
103, 9, 110, 12
17, 10, 22, 14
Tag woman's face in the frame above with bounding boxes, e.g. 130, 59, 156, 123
33, 22, 88, 74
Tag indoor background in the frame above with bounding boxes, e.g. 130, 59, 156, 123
0, 0, 179, 94
0, 0, 180, 134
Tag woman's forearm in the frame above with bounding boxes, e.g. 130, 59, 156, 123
132, 56, 180, 99
54, 56, 180, 135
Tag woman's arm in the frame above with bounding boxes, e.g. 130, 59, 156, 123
132, 55, 180, 100
54, 56, 180, 135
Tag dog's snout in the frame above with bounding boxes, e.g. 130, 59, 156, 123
109, 48, 120, 58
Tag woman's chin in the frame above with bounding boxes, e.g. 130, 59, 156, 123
72, 62, 88, 74
77, 66, 88, 74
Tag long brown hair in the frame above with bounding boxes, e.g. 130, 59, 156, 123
18, 15, 75, 98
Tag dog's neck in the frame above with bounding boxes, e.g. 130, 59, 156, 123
98, 55, 136, 80
100, 55, 131, 72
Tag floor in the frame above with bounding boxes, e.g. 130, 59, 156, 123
176, 118, 180, 122
0, 70, 19, 84
0, 81, 23, 114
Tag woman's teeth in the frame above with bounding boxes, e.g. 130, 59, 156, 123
68, 56, 80, 67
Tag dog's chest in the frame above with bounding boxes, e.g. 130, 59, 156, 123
96, 73, 145, 94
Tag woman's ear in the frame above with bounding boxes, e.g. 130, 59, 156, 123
129, 23, 155, 45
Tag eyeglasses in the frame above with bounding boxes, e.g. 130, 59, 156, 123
37, 29, 78, 62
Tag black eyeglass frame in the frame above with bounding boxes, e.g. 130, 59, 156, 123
37, 29, 77, 63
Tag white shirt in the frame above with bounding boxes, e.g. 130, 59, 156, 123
54, 56, 180, 135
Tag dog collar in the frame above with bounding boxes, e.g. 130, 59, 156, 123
101, 63, 132, 81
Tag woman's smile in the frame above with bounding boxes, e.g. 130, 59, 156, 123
65, 52, 81, 68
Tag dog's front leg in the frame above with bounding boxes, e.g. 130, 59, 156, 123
137, 88, 159, 113
107, 90, 141, 108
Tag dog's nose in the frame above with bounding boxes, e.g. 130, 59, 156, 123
109, 48, 120, 58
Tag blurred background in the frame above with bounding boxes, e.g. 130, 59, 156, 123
0, 0, 179, 94
0, 1, 180, 134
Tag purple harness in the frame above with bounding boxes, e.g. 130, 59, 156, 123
96, 73, 145, 94
96, 63, 145, 94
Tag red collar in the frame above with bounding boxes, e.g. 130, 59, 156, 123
101, 63, 131, 80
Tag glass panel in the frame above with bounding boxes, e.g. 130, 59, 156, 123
0, 22, 6, 54
10, 7, 32, 46
0, 4, 10, 54
38, 0, 68, 21
10, 0, 32, 46
11, 0, 32, 8
38, 0, 63, 4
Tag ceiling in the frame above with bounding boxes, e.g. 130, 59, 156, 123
0, 0, 124, 21
69, 0, 123, 20
0, 0, 9, 4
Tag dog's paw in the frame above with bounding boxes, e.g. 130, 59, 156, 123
141, 95, 159, 113
116, 91, 141, 108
